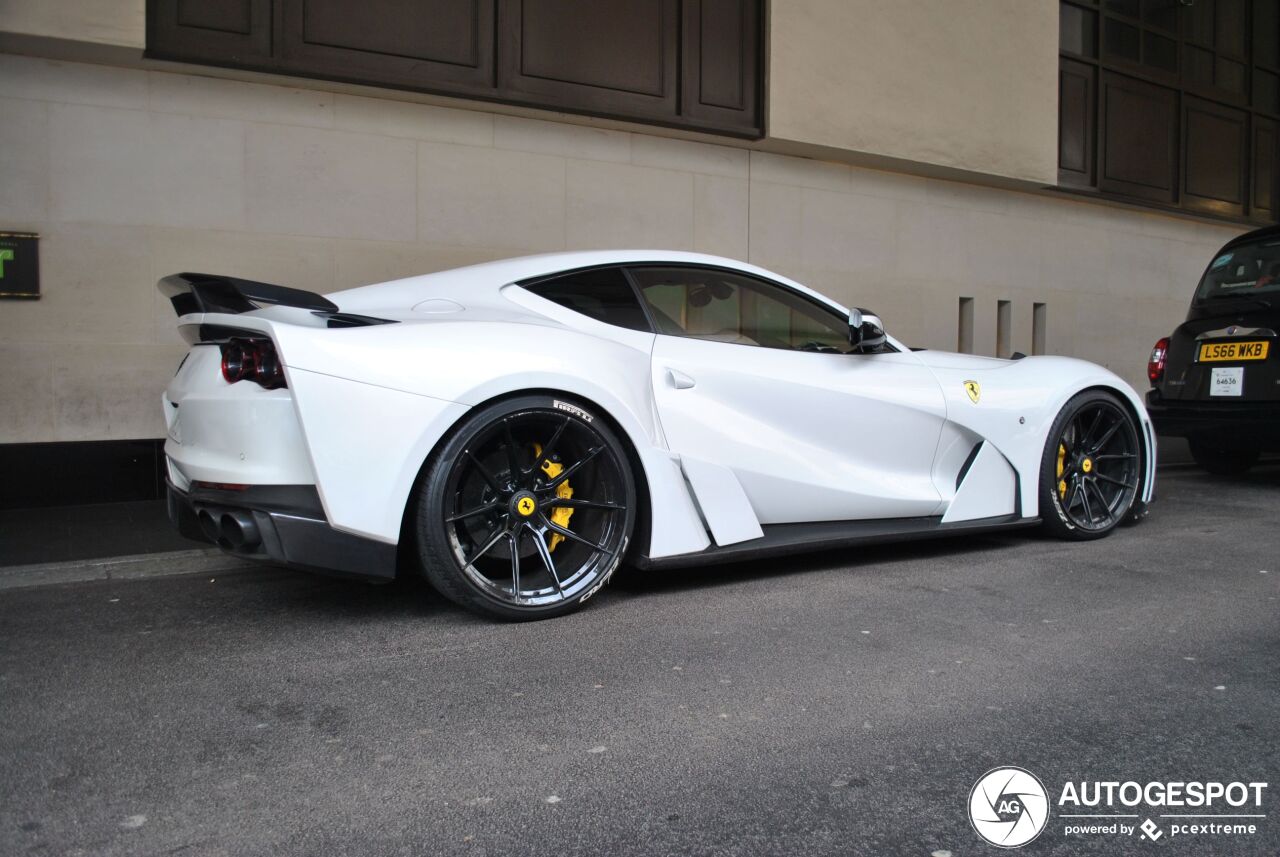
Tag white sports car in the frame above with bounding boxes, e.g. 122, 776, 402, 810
160, 251, 1155, 619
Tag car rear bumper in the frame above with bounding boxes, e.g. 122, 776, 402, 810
167, 481, 397, 582
1146, 392, 1280, 448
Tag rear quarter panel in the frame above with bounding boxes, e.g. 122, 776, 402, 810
184, 308, 711, 556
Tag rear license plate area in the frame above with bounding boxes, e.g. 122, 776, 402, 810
1209, 366, 1244, 397
1197, 340, 1270, 362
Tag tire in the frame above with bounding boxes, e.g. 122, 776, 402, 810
1188, 438, 1260, 477
416, 394, 636, 621
1039, 390, 1142, 541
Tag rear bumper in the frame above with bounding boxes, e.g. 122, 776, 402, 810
167, 482, 397, 582
1146, 392, 1280, 448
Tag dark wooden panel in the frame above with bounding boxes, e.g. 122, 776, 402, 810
301, 0, 477, 66
1099, 72, 1178, 203
279, 0, 493, 90
149, 0, 765, 139
1182, 96, 1247, 215
1256, 0, 1279, 68
149, 0, 272, 64
681, 0, 760, 134
1216, 0, 1247, 57
1254, 117, 1278, 218
498, 0, 679, 121
1059, 59, 1096, 187
1059, 2, 1097, 57
178, 0, 250, 33
521, 0, 663, 94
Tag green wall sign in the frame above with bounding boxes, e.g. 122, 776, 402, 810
0, 232, 39, 299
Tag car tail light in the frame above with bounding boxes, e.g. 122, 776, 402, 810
1147, 337, 1169, 385
220, 338, 287, 389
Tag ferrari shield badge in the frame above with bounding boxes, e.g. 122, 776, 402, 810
964, 380, 981, 403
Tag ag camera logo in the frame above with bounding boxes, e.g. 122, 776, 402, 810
969, 767, 1050, 848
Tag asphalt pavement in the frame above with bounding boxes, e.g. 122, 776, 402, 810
1, 465, 1277, 856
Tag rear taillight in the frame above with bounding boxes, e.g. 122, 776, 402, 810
220, 338, 286, 389
1147, 337, 1169, 385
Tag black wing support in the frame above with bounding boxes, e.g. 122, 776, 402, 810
158, 272, 339, 316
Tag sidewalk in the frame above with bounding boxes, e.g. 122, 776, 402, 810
0, 500, 194, 566
0, 500, 259, 590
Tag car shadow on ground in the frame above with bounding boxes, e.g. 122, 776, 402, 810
1162, 460, 1280, 484
225, 462, 1280, 620
216, 564, 470, 623
236, 531, 1023, 623
612, 531, 1026, 595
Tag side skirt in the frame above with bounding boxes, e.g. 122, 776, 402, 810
632, 513, 1040, 570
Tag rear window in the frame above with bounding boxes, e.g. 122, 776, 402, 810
1196, 238, 1280, 302
524, 268, 652, 332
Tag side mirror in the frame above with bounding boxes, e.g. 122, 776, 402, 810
848, 308, 887, 352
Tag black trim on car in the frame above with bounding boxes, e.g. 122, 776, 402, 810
955, 442, 984, 490
318, 312, 400, 329
167, 482, 398, 582
159, 272, 339, 316
631, 513, 1040, 570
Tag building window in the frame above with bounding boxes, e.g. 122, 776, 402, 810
146, 0, 763, 138
1059, 0, 1279, 222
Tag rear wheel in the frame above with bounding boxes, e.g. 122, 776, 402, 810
417, 395, 635, 621
1188, 438, 1260, 477
1040, 391, 1141, 540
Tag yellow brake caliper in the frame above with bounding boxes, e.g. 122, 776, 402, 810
1057, 443, 1067, 499
532, 443, 574, 551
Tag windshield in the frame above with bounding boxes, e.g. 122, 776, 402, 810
1195, 238, 1280, 302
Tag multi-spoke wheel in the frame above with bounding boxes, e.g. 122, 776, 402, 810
1039, 390, 1142, 540
416, 395, 635, 620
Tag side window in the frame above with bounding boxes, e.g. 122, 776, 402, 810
628, 266, 856, 352
523, 267, 652, 332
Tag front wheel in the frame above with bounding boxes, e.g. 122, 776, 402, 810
416, 394, 636, 621
1039, 391, 1142, 541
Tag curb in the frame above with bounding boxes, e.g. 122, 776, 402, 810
0, 549, 261, 592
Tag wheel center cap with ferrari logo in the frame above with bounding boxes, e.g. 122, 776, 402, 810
1082, 457, 1093, 473
512, 492, 538, 518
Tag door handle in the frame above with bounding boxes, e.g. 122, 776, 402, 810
666, 368, 696, 389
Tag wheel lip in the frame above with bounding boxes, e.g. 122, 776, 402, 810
439, 406, 632, 611
1051, 399, 1140, 533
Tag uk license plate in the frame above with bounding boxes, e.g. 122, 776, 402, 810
1197, 340, 1269, 362
1210, 366, 1244, 397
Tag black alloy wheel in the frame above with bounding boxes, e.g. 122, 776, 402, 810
1040, 390, 1142, 540
417, 395, 635, 620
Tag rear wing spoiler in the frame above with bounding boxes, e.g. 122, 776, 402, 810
158, 272, 338, 316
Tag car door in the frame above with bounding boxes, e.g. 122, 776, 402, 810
631, 266, 949, 525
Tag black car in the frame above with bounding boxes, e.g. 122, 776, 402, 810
1146, 224, 1280, 475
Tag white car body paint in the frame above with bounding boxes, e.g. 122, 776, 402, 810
161, 250, 1156, 561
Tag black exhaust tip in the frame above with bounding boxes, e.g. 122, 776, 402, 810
219, 511, 260, 549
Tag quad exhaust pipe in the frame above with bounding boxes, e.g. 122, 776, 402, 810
196, 507, 261, 550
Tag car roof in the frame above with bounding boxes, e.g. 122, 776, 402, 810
1219, 223, 1280, 254
328, 250, 848, 316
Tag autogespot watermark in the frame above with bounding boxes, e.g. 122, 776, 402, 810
969, 767, 1050, 847
967, 768, 1269, 848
